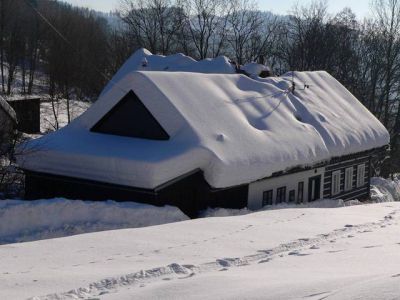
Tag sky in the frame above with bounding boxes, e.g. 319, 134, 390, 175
62, 0, 372, 18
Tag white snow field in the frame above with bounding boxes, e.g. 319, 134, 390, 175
1, 202, 400, 300
0, 178, 398, 300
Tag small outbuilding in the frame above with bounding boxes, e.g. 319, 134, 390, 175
17, 50, 390, 217
0, 96, 17, 152
6, 96, 40, 134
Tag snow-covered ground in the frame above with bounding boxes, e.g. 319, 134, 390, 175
40, 99, 90, 133
1, 202, 400, 300
0, 177, 399, 299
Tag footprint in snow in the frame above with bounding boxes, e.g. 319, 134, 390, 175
299, 238, 310, 242
344, 224, 354, 228
310, 245, 319, 250
258, 258, 271, 264
363, 245, 382, 249
391, 274, 400, 278
288, 251, 310, 256
327, 250, 344, 253
178, 273, 195, 279
257, 249, 272, 254
347, 235, 354, 238
182, 264, 196, 270
303, 291, 331, 298
219, 268, 229, 271
163, 277, 172, 281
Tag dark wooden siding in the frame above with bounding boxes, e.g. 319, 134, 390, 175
25, 170, 158, 204
24, 170, 248, 218
323, 155, 370, 200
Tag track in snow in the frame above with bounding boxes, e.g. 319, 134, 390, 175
30, 208, 400, 300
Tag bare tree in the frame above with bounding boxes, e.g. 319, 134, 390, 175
226, 0, 263, 64
372, 0, 400, 128
120, 0, 184, 55
178, 0, 229, 59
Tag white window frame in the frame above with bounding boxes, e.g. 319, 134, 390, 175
357, 164, 366, 187
332, 170, 341, 196
344, 167, 353, 191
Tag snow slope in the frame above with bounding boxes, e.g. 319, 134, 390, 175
1, 202, 400, 300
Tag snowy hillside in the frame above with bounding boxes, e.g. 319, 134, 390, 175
0, 177, 398, 299
1, 202, 400, 300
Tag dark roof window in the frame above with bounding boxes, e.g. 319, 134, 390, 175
91, 90, 169, 140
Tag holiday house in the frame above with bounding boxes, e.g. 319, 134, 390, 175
17, 49, 390, 217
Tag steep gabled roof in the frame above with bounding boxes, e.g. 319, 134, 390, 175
17, 69, 389, 190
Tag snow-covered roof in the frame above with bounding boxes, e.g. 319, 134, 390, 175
100, 48, 236, 96
18, 70, 389, 189
0, 95, 17, 122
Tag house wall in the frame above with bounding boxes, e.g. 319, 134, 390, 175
323, 155, 371, 200
247, 167, 325, 210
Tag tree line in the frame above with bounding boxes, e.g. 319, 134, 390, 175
1, 0, 400, 174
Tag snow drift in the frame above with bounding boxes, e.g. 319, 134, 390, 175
0, 199, 188, 244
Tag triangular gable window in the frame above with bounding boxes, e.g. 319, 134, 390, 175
91, 90, 169, 140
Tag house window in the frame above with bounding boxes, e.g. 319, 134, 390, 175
332, 170, 341, 196
289, 190, 295, 202
262, 190, 273, 206
276, 187, 286, 203
357, 164, 366, 187
344, 167, 353, 191
297, 181, 304, 204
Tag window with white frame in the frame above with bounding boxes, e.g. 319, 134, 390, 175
344, 167, 353, 191
332, 170, 341, 195
357, 164, 366, 187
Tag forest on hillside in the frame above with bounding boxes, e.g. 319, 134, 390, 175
1, 0, 400, 174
